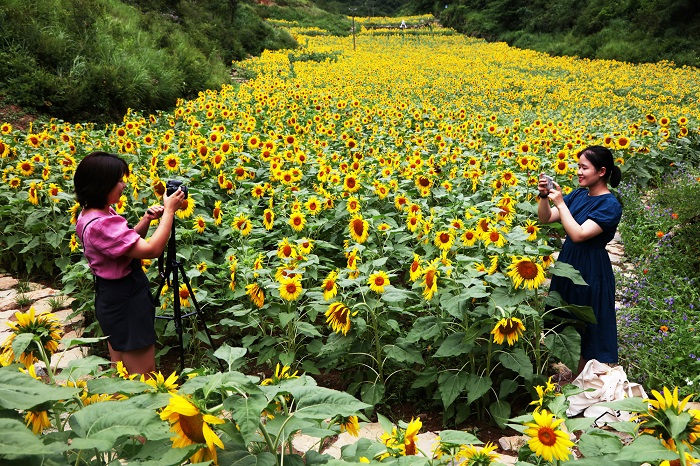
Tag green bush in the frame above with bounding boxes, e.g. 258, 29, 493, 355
0, 0, 297, 123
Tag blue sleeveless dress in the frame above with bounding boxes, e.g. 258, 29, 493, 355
549, 188, 622, 363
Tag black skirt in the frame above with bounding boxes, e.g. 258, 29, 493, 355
94, 260, 156, 352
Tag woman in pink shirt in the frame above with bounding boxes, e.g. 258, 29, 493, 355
74, 151, 185, 375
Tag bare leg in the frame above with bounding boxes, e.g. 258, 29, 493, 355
576, 357, 588, 378
109, 343, 156, 377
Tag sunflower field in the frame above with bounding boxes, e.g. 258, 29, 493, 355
2, 18, 700, 437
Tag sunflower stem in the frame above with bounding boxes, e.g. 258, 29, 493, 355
368, 305, 384, 384
259, 421, 279, 465
36, 339, 55, 384
678, 442, 687, 466
533, 288, 543, 376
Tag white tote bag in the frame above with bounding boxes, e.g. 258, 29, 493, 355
566, 359, 647, 426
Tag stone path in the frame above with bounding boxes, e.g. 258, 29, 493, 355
0, 275, 86, 371
0, 232, 635, 464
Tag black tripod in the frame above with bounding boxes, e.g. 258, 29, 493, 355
155, 220, 222, 372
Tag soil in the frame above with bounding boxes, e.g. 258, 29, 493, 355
312, 369, 523, 451
0, 99, 38, 131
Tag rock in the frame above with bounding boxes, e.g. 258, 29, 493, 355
0, 276, 19, 290
498, 434, 528, 451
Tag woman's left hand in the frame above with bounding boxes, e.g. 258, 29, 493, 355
145, 205, 165, 220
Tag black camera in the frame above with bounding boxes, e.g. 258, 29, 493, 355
166, 179, 188, 198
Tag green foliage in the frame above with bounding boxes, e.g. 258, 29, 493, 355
617, 165, 700, 395
0, 0, 297, 123
255, 3, 352, 36
436, 0, 700, 66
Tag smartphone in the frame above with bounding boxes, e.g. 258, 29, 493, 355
542, 175, 554, 191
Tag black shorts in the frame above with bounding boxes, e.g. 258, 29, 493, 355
94, 261, 156, 352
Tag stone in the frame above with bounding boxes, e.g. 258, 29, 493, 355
51, 308, 83, 327
49, 346, 89, 371
498, 434, 528, 451
0, 276, 19, 290
23, 287, 59, 303
0, 290, 18, 312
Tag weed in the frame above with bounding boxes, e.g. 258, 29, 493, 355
48, 295, 68, 312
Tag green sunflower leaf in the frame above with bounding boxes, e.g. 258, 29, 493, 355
437, 370, 469, 408
0, 367, 80, 410
288, 386, 371, 419
68, 400, 171, 449
0, 418, 64, 456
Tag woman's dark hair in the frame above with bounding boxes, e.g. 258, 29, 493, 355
74, 152, 129, 209
578, 145, 622, 188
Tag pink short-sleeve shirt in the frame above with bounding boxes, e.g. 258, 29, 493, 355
76, 208, 142, 279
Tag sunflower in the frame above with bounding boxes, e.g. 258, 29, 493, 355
616, 136, 631, 150
349, 215, 369, 243
176, 197, 196, 219
246, 283, 265, 308
394, 194, 409, 211
69, 234, 80, 252
142, 371, 180, 394
455, 442, 500, 465
297, 238, 314, 255
530, 377, 559, 409
212, 200, 223, 226
193, 215, 206, 234
343, 174, 361, 193
523, 220, 540, 241
406, 213, 421, 233
163, 154, 180, 171
1, 307, 62, 366
260, 363, 299, 385
380, 418, 422, 457
305, 196, 322, 215
540, 255, 555, 269
639, 386, 700, 452
289, 211, 306, 232
8, 177, 21, 189
482, 228, 506, 248
422, 266, 438, 301
24, 409, 51, 434
68, 202, 80, 225
523, 409, 573, 462
409, 253, 422, 282
179, 284, 194, 307
368, 270, 390, 293
263, 208, 275, 230
116, 360, 138, 380
276, 239, 295, 261
346, 196, 361, 214
340, 415, 360, 437
114, 194, 127, 214
28, 182, 40, 205
279, 276, 303, 301
322, 270, 339, 301
434, 230, 455, 251
491, 317, 526, 346
461, 229, 478, 247
507, 256, 545, 289
160, 394, 225, 465
18, 160, 34, 176
232, 214, 252, 236
325, 302, 355, 336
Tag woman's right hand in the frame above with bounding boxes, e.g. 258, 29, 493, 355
163, 188, 186, 214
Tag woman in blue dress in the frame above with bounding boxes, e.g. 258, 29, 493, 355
538, 145, 622, 376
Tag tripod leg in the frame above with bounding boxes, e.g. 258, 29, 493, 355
177, 262, 225, 372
